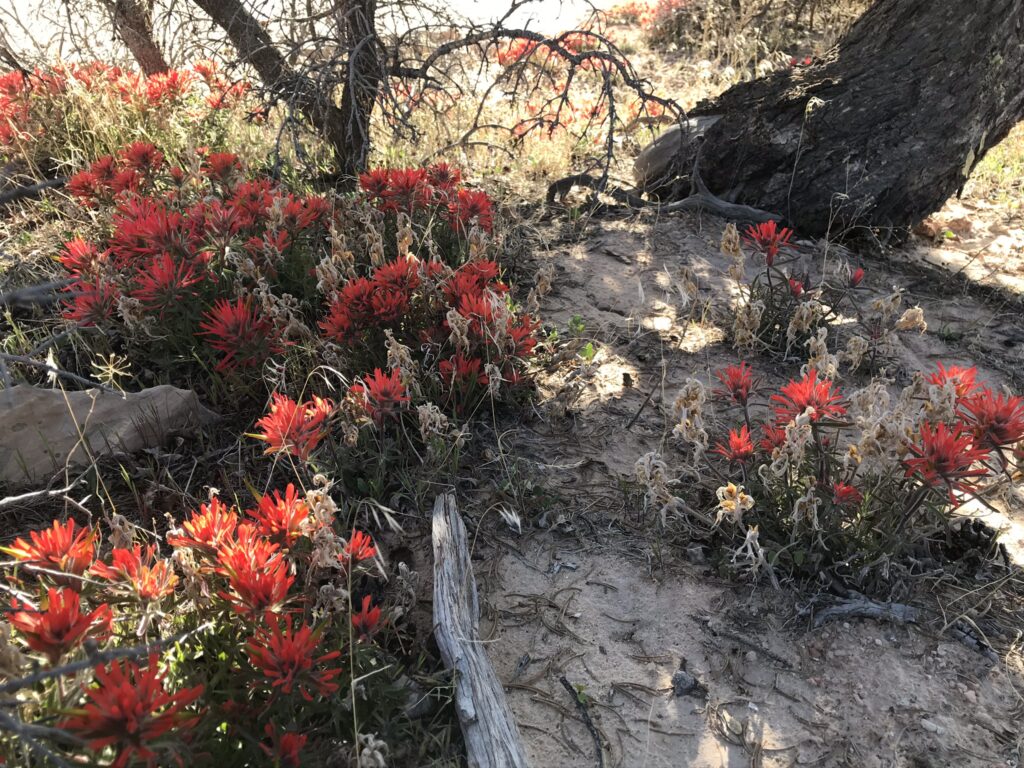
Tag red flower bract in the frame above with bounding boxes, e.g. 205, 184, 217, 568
743, 220, 793, 265
358, 168, 391, 200
216, 524, 294, 616
928, 363, 978, 399
903, 422, 990, 492
130, 253, 204, 316
1, 519, 96, 582
351, 368, 410, 425
261, 723, 308, 767
246, 614, 342, 701
771, 371, 846, 425
59, 654, 204, 768
252, 393, 333, 461
713, 425, 755, 463
714, 362, 756, 406
62, 279, 119, 326
199, 297, 284, 372
959, 388, 1024, 448
248, 483, 311, 547
90, 544, 179, 602
340, 530, 377, 566
119, 141, 164, 174
832, 482, 863, 507
352, 594, 382, 640
166, 496, 239, 558
9, 588, 112, 664
447, 188, 494, 234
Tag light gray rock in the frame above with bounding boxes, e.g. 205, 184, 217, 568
1, 385, 216, 487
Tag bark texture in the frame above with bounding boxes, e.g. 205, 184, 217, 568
111, 0, 169, 76
683, 0, 1024, 237
432, 493, 530, 768
190, 0, 380, 182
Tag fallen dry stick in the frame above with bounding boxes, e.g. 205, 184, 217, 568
432, 492, 530, 768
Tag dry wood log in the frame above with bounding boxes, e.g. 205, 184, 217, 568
432, 492, 529, 768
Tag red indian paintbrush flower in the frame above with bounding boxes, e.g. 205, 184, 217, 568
340, 530, 377, 567
119, 141, 164, 174
758, 423, 787, 454
199, 297, 285, 372
743, 220, 793, 265
427, 162, 462, 191
202, 152, 241, 185
166, 496, 239, 558
832, 482, 863, 507
447, 188, 494, 234
959, 388, 1024, 448
713, 425, 755, 464
928, 363, 978, 399
351, 368, 410, 425
91, 544, 179, 602
248, 484, 311, 548
59, 238, 108, 277
713, 362, 756, 406
252, 393, 334, 461
1, 519, 96, 582
261, 723, 308, 767
9, 588, 112, 664
216, 525, 294, 616
62, 279, 119, 326
359, 168, 391, 200
59, 654, 204, 768
771, 371, 846, 425
352, 595, 382, 640
903, 422, 990, 492
131, 253, 203, 316
246, 614, 342, 701
383, 168, 430, 212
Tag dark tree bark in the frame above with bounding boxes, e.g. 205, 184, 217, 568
109, 0, 169, 76
189, 0, 380, 185
646, 0, 1024, 238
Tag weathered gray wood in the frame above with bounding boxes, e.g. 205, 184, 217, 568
432, 493, 529, 768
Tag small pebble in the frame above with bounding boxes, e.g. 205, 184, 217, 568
745, 651, 758, 662
920, 718, 944, 735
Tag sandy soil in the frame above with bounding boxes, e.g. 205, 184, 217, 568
467, 211, 1024, 768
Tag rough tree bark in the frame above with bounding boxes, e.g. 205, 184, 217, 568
109, 0, 169, 76
189, 0, 380, 184
643, 0, 1024, 238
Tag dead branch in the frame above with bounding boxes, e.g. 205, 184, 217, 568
0, 177, 67, 206
432, 492, 529, 768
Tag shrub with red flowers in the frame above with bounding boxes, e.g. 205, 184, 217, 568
638, 359, 1024, 591
0, 481, 413, 766
724, 221, 924, 373
0, 61, 264, 173
51, 149, 536, 412
53, 145, 334, 386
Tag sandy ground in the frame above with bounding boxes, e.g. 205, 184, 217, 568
467, 211, 1024, 768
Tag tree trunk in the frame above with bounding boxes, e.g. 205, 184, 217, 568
189, 0, 380, 184
111, 0, 169, 76
656, 0, 1024, 238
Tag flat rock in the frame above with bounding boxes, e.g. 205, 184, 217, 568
1, 385, 215, 487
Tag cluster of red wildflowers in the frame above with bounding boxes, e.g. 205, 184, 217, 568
0, 61, 256, 155
359, 164, 495, 235
59, 142, 334, 373
734, 219, 870, 353
2, 485, 385, 766
904, 364, 1024, 492
701, 358, 1024, 576
314, 255, 536, 422
606, 0, 690, 27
